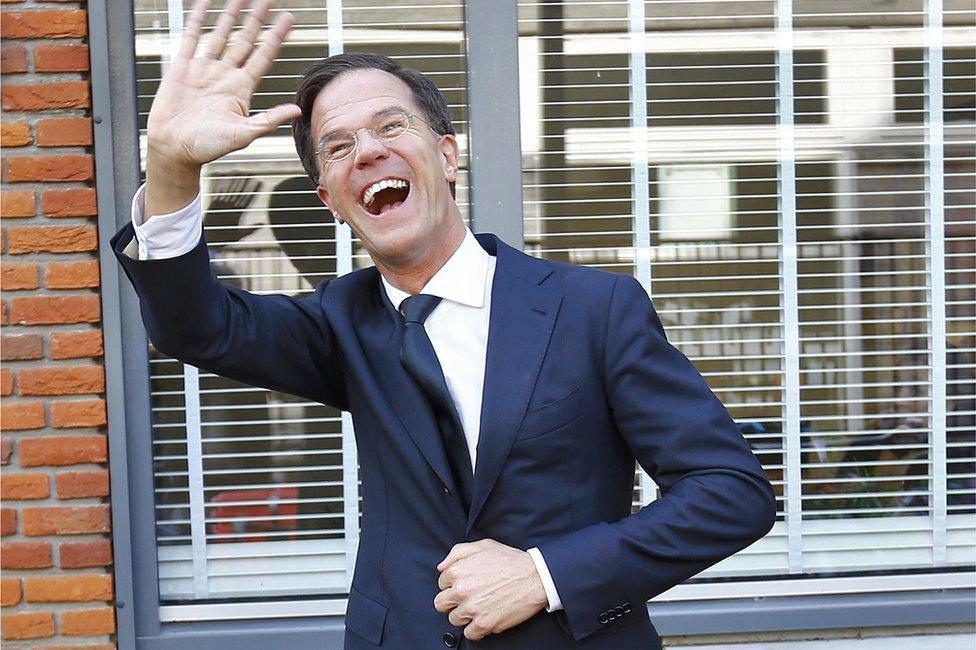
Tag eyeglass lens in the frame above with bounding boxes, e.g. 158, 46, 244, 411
319, 112, 412, 163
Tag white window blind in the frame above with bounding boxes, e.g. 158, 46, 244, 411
517, 0, 974, 599
133, 0, 468, 614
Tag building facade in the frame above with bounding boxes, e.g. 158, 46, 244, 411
1, 0, 974, 648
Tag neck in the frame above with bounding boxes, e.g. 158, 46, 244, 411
375, 215, 466, 295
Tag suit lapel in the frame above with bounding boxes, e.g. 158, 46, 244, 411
467, 236, 562, 530
353, 277, 459, 498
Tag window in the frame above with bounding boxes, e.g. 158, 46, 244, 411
131, 0, 469, 615
517, 0, 974, 591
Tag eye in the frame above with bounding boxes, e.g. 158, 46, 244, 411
325, 140, 353, 158
378, 116, 409, 138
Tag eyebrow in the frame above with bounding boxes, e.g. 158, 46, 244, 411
317, 106, 412, 145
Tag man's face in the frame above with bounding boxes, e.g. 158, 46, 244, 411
311, 69, 460, 269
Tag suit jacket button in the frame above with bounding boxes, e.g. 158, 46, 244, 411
443, 631, 458, 647
598, 613, 609, 625
623, 602, 632, 613
615, 605, 626, 616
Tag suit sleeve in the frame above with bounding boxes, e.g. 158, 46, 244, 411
536, 273, 776, 641
111, 222, 348, 410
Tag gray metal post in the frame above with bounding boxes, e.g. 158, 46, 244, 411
89, 0, 161, 645
463, 0, 524, 248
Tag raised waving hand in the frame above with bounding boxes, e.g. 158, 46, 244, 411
145, 0, 302, 218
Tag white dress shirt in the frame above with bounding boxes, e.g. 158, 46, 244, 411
129, 184, 564, 612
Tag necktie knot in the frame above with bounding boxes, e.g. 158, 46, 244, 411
401, 294, 442, 324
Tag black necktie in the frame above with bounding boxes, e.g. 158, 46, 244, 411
399, 294, 474, 512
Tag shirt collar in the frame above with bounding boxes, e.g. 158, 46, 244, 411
382, 227, 491, 311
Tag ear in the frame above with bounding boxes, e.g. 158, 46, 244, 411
316, 184, 343, 224
438, 134, 460, 183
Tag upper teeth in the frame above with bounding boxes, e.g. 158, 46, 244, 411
362, 178, 408, 206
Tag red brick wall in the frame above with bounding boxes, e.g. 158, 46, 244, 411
1, 0, 116, 647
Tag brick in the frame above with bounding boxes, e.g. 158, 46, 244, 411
0, 472, 49, 499
50, 330, 103, 359
0, 401, 45, 430
19, 435, 107, 466
0, 10, 88, 39
52, 400, 106, 429
6, 154, 93, 182
0, 540, 53, 569
0, 45, 27, 74
45, 260, 100, 289
1, 120, 30, 146
34, 43, 90, 72
37, 645, 116, 650
37, 646, 117, 650
41, 188, 97, 217
2, 190, 35, 218
60, 606, 115, 636
1, 82, 90, 111
0, 610, 54, 640
0, 436, 11, 462
11, 296, 100, 324
0, 333, 42, 359
22, 505, 110, 536
1, 300, 7, 325
36, 117, 92, 147
7, 226, 97, 253
25, 575, 113, 603
59, 539, 111, 569
1, 508, 15, 536
18, 366, 104, 396
0, 262, 38, 290
56, 470, 109, 499
0, 578, 21, 607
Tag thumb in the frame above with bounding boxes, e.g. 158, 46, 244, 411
246, 103, 303, 138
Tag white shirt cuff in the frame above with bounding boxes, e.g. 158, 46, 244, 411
527, 547, 563, 612
130, 182, 203, 261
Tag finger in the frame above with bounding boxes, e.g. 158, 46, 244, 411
437, 542, 481, 572
437, 567, 454, 590
448, 608, 471, 627
224, 0, 272, 66
244, 102, 302, 138
464, 620, 490, 641
433, 590, 456, 614
177, 0, 211, 60
242, 10, 295, 81
199, 0, 246, 59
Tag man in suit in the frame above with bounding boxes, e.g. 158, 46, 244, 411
113, 1, 776, 647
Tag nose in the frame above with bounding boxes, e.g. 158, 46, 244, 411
353, 128, 389, 168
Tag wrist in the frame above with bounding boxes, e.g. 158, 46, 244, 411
145, 148, 202, 219
523, 551, 549, 609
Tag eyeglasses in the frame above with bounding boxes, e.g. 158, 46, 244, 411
315, 110, 440, 165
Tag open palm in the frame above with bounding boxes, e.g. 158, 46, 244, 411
147, 0, 301, 168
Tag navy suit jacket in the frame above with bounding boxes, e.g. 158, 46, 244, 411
113, 225, 776, 649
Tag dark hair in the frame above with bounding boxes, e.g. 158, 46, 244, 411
292, 52, 456, 187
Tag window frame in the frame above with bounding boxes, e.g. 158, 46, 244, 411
93, 1, 974, 648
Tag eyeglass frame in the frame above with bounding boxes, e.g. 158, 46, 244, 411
314, 110, 444, 168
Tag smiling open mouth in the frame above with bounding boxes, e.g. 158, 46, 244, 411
361, 178, 410, 216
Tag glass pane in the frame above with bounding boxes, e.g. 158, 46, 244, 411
133, 0, 468, 603
517, 0, 975, 582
